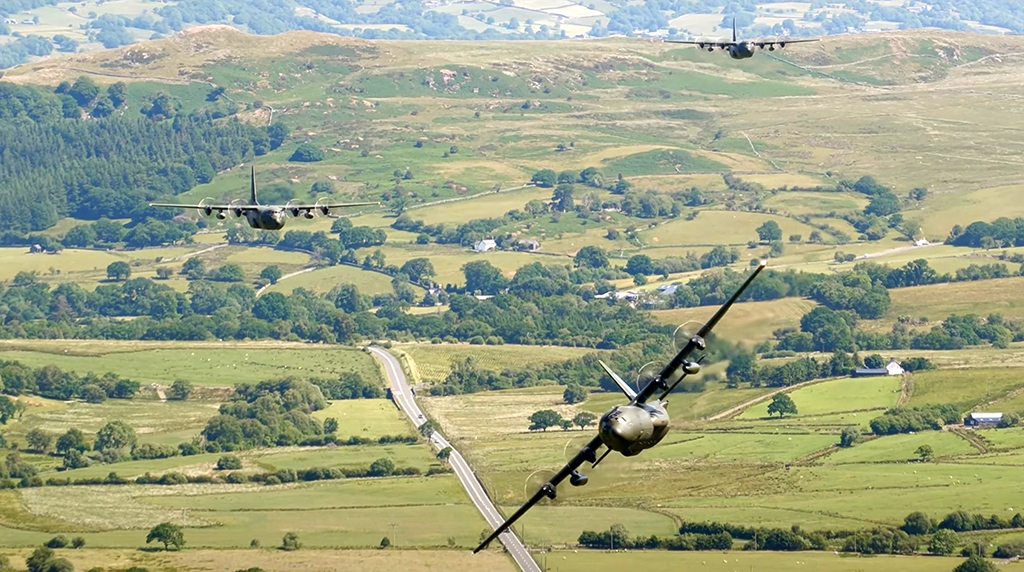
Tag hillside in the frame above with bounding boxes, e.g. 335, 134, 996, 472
3, 26, 1024, 572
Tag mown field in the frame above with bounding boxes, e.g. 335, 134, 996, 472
395, 343, 601, 383
0, 548, 516, 572
0, 340, 381, 387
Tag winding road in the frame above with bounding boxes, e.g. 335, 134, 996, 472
367, 346, 541, 572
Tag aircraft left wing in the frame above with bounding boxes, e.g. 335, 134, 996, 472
665, 39, 736, 46
753, 37, 820, 48
149, 202, 254, 211
289, 201, 381, 209
474, 434, 604, 553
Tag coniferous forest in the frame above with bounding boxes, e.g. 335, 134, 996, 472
0, 80, 274, 231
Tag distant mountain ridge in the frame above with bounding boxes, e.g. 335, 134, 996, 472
1, 0, 1023, 70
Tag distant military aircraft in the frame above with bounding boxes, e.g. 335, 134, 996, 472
149, 166, 380, 230
667, 18, 819, 59
474, 260, 767, 553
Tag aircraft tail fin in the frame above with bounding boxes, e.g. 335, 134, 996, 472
249, 165, 258, 205
732, 17, 737, 42
599, 360, 637, 400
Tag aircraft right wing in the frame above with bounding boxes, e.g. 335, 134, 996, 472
149, 202, 245, 210
474, 434, 604, 553
632, 259, 768, 406
665, 39, 737, 46
754, 37, 820, 48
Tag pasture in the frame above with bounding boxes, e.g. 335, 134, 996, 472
639, 211, 819, 248
652, 297, 818, 349
738, 376, 901, 419
0, 548, 517, 572
264, 263, 409, 296
0, 341, 381, 387
885, 277, 1024, 322
1, 477, 489, 548
548, 550, 986, 572
396, 343, 599, 383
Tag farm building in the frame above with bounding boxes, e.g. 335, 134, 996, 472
964, 413, 1003, 427
474, 239, 497, 252
657, 284, 679, 295
853, 359, 905, 377
516, 239, 540, 251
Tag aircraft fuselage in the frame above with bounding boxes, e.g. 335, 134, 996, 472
729, 41, 755, 59
598, 401, 671, 456
244, 207, 287, 230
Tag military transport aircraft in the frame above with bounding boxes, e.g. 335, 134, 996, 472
150, 166, 380, 230
474, 260, 768, 553
667, 19, 819, 59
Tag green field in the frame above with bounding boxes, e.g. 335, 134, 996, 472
653, 297, 818, 349
739, 376, 901, 419
640, 211, 819, 248
397, 343, 600, 383
0, 340, 381, 387
0, 548, 516, 572
885, 277, 1024, 322
907, 367, 1024, 410
1, 476, 487, 548
264, 263, 411, 296
547, 550, 986, 572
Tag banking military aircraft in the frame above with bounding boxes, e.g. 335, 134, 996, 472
667, 18, 819, 59
150, 166, 379, 230
474, 260, 767, 553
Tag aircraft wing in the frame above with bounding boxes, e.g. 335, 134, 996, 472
632, 259, 768, 406
665, 39, 737, 46
287, 201, 381, 209
754, 37, 820, 47
474, 434, 604, 553
148, 202, 256, 211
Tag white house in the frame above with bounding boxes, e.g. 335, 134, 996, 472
474, 239, 497, 252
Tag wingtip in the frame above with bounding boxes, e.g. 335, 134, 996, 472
759, 259, 768, 267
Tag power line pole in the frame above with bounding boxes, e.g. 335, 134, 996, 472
389, 522, 398, 545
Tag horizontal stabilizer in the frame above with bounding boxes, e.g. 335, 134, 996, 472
599, 360, 637, 400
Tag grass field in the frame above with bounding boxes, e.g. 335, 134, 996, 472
312, 399, 415, 437
739, 376, 901, 419
264, 264, 408, 296
0, 341, 381, 387
547, 550, 987, 572
397, 343, 600, 383
4, 398, 219, 451
0, 548, 516, 572
907, 367, 1024, 410
640, 212, 819, 248
824, 431, 976, 463
652, 298, 818, 348
885, 277, 1024, 322
1, 477, 489, 548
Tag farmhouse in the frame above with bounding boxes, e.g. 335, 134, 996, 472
853, 359, 905, 377
964, 413, 1003, 427
473, 239, 497, 252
